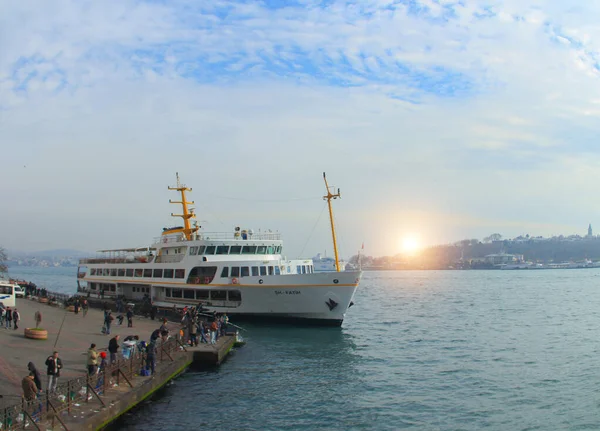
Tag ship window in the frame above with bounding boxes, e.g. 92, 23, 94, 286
172, 289, 182, 298
241, 267, 250, 277
251, 266, 259, 276
165, 288, 171, 297
205, 246, 216, 255
287, 266, 291, 273
110, 269, 116, 276
242, 246, 256, 254
175, 269, 185, 279
268, 266, 274, 275
230, 245, 242, 254
196, 290, 209, 300
183, 289, 195, 300
228, 290, 241, 301
303, 266, 307, 274
163, 269, 174, 278
103, 269, 110, 276
216, 246, 229, 255
267, 246, 274, 254
90, 269, 96, 276
153, 269, 163, 278
221, 267, 229, 278
190, 247, 198, 255
277, 246, 282, 253
135, 269, 143, 277
197, 246, 206, 255
110, 285, 116, 292
126, 269, 133, 277
90, 283, 96, 290
296, 266, 301, 274
256, 245, 267, 254
259, 266, 267, 276
118, 269, 125, 277
143, 269, 152, 278
210, 290, 227, 300
275, 266, 281, 275
231, 267, 240, 277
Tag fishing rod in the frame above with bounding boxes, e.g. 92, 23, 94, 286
193, 311, 247, 332
54, 307, 69, 349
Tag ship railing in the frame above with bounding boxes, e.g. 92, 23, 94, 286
79, 256, 155, 265
154, 231, 282, 244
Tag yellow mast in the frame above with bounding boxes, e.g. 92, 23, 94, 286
166, 173, 199, 240
323, 172, 342, 272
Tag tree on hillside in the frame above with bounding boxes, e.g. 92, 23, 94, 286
483, 233, 503, 243
0, 247, 7, 276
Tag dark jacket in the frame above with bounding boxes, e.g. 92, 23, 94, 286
27, 362, 42, 391
108, 337, 119, 354
13, 310, 19, 322
6, 309, 12, 320
45, 356, 62, 377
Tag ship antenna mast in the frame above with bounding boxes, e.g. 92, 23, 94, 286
323, 172, 342, 272
168, 172, 199, 240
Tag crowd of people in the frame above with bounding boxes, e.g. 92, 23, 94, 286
0, 305, 20, 329
17, 297, 234, 410
178, 306, 230, 346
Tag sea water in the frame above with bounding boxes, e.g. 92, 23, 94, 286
9, 267, 600, 430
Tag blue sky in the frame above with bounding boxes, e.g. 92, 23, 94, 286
2, 0, 600, 257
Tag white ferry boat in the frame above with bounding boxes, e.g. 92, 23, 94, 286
77, 173, 361, 326
312, 253, 347, 272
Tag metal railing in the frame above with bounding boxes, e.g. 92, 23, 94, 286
0, 336, 186, 430
79, 256, 155, 265
154, 231, 282, 244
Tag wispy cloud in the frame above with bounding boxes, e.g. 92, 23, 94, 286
2, 0, 600, 255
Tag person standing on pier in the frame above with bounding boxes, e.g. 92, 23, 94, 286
0, 306, 4, 327
27, 362, 42, 392
146, 341, 157, 375
45, 351, 62, 393
104, 311, 114, 335
5, 307, 12, 329
87, 344, 99, 375
22, 374, 38, 401
108, 335, 120, 364
188, 318, 198, 346
82, 299, 88, 318
12, 308, 19, 330
210, 319, 218, 344
74, 299, 80, 315
159, 318, 169, 342
126, 307, 134, 328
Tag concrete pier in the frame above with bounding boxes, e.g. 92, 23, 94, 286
0, 297, 238, 430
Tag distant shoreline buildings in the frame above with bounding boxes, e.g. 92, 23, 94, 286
352, 225, 600, 271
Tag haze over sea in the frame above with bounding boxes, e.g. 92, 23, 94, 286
8, 266, 600, 430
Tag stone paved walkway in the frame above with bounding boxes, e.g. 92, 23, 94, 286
0, 297, 177, 406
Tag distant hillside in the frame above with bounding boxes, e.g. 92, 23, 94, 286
350, 237, 600, 270
8, 249, 90, 258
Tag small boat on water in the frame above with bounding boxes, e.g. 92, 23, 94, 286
77, 173, 361, 326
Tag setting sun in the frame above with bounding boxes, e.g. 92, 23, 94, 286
401, 236, 421, 254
